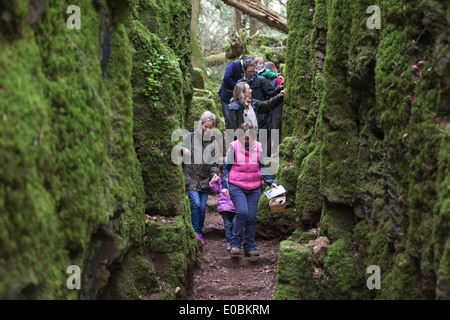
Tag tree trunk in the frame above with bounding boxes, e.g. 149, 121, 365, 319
190, 0, 203, 68
232, 8, 242, 32
220, 0, 288, 34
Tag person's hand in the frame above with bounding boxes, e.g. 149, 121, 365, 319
221, 189, 229, 196
279, 90, 286, 97
271, 183, 278, 189
211, 174, 219, 183
183, 148, 192, 158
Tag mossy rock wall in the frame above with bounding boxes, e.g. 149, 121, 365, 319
274, 0, 449, 299
0, 0, 197, 300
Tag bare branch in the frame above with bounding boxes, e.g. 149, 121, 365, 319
219, 0, 288, 34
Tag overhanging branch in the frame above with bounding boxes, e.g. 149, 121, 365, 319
220, 0, 288, 34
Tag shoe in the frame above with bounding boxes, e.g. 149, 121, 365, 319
230, 247, 240, 255
195, 233, 205, 245
226, 245, 231, 251
245, 251, 260, 257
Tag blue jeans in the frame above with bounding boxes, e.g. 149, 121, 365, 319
221, 99, 230, 128
187, 190, 208, 235
220, 211, 236, 244
228, 183, 261, 253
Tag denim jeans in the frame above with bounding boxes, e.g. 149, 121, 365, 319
221, 99, 230, 128
220, 211, 236, 244
228, 183, 261, 253
186, 190, 208, 235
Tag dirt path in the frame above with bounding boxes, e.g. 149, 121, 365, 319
187, 194, 280, 300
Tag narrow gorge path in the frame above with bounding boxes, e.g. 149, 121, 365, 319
187, 194, 280, 300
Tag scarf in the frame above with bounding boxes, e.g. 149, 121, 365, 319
243, 101, 259, 134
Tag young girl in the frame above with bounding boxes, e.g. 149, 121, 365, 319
209, 164, 236, 250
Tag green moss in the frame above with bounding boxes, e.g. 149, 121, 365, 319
317, 239, 354, 299
192, 68, 205, 89
144, 212, 198, 299
274, 240, 316, 300
130, 19, 189, 218
284, 0, 316, 139
0, 0, 197, 300
296, 143, 323, 225
113, 248, 158, 300
278, 0, 448, 300
274, 137, 303, 203
312, 0, 327, 29
436, 239, 450, 299
0, 0, 120, 298
186, 88, 223, 133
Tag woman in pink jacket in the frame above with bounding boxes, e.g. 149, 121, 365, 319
221, 123, 277, 256
209, 164, 236, 251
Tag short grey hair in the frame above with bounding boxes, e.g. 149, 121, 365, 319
199, 111, 216, 128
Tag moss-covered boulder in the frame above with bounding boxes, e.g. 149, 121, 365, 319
192, 67, 205, 89
273, 240, 316, 300
144, 213, 198, 299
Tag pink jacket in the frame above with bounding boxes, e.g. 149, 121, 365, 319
228, 140, 262, 190
209, 177, 236, 213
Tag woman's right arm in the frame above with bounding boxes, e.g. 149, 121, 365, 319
254, 91, 285, 114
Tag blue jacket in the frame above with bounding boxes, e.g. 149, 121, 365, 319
218, 60, 243, 103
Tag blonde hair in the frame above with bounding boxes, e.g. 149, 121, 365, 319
230, 82, 249, 105
255, 57, 265, 65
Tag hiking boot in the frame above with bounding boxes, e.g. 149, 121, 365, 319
245, 251, 260, 257
226, 244, 231, 251
230, 247, 240, 255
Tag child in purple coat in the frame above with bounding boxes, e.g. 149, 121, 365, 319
209, 165, 236, 250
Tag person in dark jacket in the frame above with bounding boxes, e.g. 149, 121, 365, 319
237, 59, 283, 131
181, 111, 219, 245
227, 82, 285, 136
218, 56, 254, 128
237, 59, 283, 156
